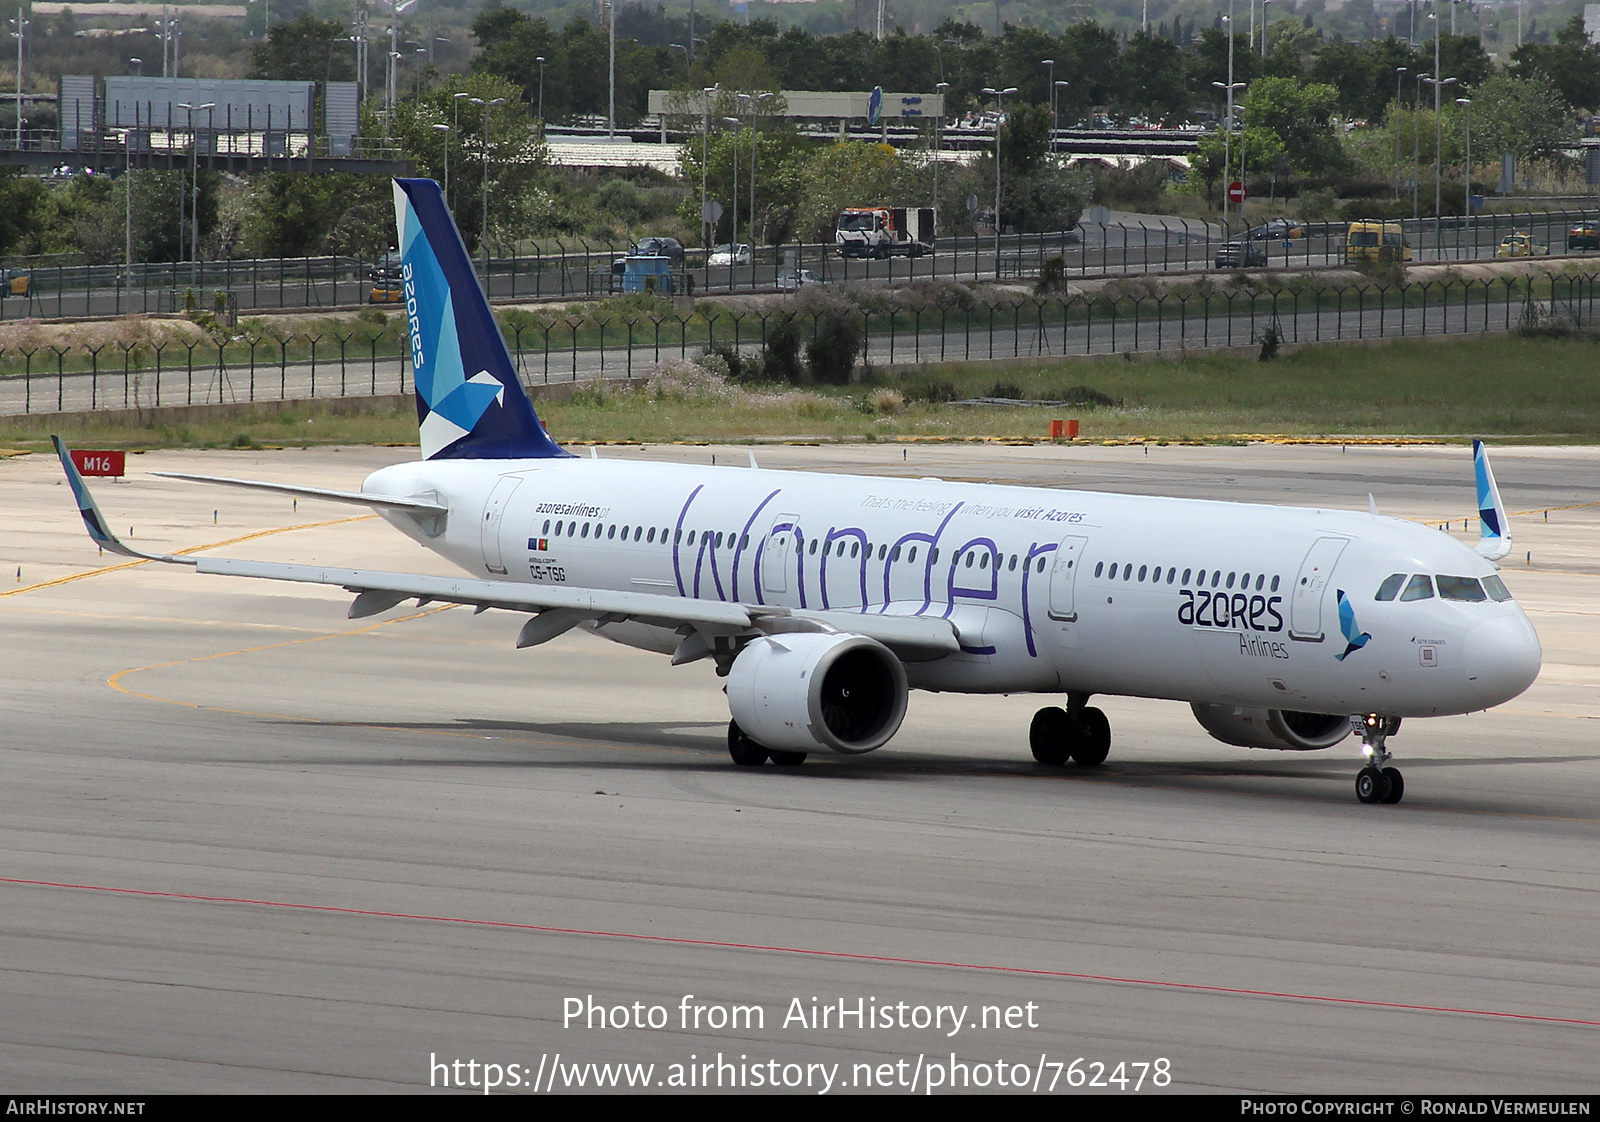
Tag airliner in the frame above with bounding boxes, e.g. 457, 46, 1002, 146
54, 178, 1542, 805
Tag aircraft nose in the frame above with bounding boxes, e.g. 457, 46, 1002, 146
1462, 614, 1542, 707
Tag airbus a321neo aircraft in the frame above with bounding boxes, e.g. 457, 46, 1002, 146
56, 178, 1542, 805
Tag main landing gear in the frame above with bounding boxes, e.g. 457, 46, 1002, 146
1354, 714, 1404, 805
1029, 694, 1112, 767
727, 720, 806, 768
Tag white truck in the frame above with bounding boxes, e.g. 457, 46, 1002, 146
836, 207, 936, 258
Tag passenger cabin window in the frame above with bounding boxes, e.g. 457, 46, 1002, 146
1375, 573, 1406, 601
1436, 575, 1488, 602
1400, 574, 1435, 601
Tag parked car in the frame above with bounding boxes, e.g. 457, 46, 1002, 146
1496, 232, 1549, 258
776, 269, 823, 290
367, 250, 402, 284
707, 243, 752, 266
631, 236, 685, 263
1247, 219, 1305, 241
367, 250, 403, 303
1215, 241, 1267, 268
1567, 225, 1599, 251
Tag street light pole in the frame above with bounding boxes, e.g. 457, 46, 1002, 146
1215, 5, 1238, 230
1424, 73, 1456, 231
1456, 96, 1471, 225
737, 92, 772, 253
1413, 72, 1426, 220
934, 80, 949, 213
1393, 66, 1406, 200
1041, 59, 1054, 132
11, 8, 27, 147
470, 96, 506, 277
723, 116, 740, 253
606, 0, 616, 140
535, 57, 545, 130
178, 101, 213, 285
982, 85, 1017, 277
700, 86, 717, 263
432, 122, 450, 207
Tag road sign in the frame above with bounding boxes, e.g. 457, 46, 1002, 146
701, 200, 723, 223
1227, 181, 1247, 204
69, 449, 125, 478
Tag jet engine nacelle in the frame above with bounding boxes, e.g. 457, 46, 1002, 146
1190, 703, 1351, 751
727, 633, 908, 754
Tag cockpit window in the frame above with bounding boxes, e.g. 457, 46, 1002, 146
1437, 575, 1488, 602
1399, 574, 1435, 601
1375, 573, 1406, 601
1482, 575, 1514, 602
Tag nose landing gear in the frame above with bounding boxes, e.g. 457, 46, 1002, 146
1354, 714, 1404, 804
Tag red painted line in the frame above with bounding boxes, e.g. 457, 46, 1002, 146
4, 874, 1596, 1029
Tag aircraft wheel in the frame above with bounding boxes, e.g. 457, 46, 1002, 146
769, 749, 807, 767
1356, 765, 1388, 804
728, 720, 769, 767
1029, 706, 1072, 765
1071, 707, 1111, 766
1380, 767, 1405, 804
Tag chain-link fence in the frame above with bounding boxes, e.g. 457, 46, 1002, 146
5, 270, 1591, 417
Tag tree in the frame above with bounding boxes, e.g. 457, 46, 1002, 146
793, 141, 913, 242
388, 75, 551, 252
243, 174, 390, 259
1510, 15, 1600, 113
249, 15, 354, 84
1471, 71, 1572, 163
1118, 30, 1189, 123
1239, 77, 1342, 179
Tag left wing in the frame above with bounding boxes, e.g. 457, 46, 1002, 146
54, 439, 960, 660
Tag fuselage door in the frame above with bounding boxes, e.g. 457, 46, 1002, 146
481, 475, 523, 575
1047, 535, 1089, 621
761, 514, 800, 596
1289, 536, 1349, 641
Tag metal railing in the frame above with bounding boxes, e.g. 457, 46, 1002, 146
1, 205, 1597, 322
3, 271, 1590, 417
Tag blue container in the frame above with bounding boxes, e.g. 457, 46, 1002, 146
620, 255, 673, 294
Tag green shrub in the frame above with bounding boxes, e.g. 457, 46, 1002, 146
805, 309, 862, 385
761, 317, 804, 384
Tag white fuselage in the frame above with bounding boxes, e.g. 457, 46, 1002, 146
363, 457, 1542, 719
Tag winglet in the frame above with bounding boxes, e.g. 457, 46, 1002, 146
51, 436, 194, 565
1472, 439, 1511, 561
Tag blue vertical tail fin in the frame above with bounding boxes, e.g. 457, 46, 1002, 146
393, 178, 569, 460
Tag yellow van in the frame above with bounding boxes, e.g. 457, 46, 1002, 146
1345, 220, 1412, 264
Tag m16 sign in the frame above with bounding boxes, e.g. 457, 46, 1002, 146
69, 449, 125, 477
